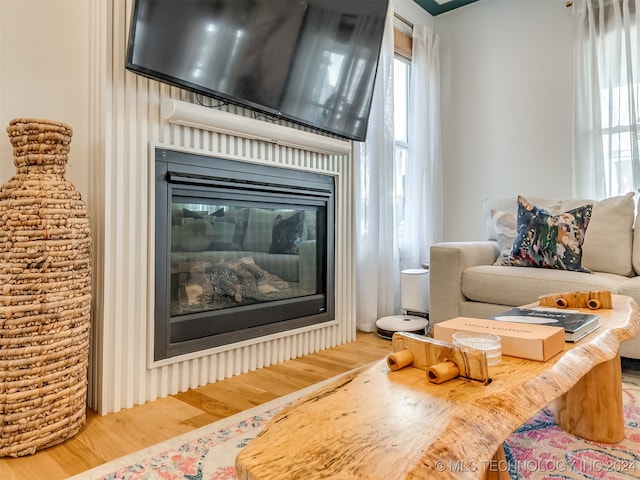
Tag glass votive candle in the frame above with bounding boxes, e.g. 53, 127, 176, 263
452, 332, 502, 366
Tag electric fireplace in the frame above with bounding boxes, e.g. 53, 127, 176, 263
154, 148, 335, 360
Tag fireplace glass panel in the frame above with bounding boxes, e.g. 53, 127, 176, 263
170, 202, 321, 317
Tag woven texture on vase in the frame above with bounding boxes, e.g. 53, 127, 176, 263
0, 118, 91, 457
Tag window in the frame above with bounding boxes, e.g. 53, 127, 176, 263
393, 19, 412, 244
573, 3, 639, 198
600, 81, 640, 196
394, 56, 410, 243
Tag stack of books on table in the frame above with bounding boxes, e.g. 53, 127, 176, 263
433, 307, 601, 362
491, 307, 601, 343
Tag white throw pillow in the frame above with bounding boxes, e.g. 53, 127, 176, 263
490, 209, 517, 264
579, 192, 635, 277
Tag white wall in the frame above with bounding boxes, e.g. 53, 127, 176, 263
435, 0, 574, 241
395, 0, 435, 27
0, 0, 90, 198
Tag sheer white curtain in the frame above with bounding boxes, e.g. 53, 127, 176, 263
400, 26, 443, 270
572, 0, 639, 199
354, 5, 399, 332
354, 11, 443, 331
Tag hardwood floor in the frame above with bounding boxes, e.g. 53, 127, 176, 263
0, 332, 391, 480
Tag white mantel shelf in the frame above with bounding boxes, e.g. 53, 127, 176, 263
161, 99, 352, 156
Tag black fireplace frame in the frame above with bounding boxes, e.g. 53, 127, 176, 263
154, 148, 335, 360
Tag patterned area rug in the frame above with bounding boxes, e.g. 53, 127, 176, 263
69, 373, 640, 480
504, 373, 640, 479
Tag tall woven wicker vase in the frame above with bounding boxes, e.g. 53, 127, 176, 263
0, 118, 91, 457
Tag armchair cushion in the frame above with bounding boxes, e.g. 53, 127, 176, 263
462, 266, 627, 307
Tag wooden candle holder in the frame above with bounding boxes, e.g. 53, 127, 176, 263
388, 332, 490, 385
538, 290, 612, 310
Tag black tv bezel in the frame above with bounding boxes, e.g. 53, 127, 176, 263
125, 0, 389, 142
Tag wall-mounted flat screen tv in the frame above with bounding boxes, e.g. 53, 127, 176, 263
126, 0, 389, 142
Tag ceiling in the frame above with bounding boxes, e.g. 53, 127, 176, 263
413, 0, 480, 16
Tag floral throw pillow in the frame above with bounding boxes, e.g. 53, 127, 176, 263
499, 196, 593, 272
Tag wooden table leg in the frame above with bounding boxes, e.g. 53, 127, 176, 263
484, 444, 510, 480
554, 352, 624, 443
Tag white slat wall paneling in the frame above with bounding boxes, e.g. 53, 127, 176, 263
89, 0, 356, 414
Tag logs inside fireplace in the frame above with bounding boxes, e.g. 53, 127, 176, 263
154, 149, 335, 360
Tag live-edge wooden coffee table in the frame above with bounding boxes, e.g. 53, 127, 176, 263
235, 295, 640, 480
